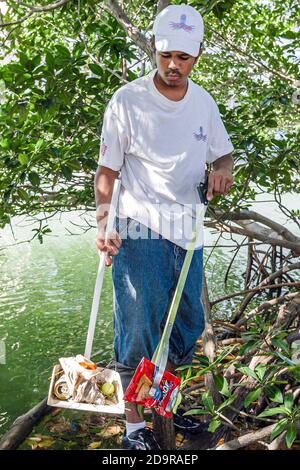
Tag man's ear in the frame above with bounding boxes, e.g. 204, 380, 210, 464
150, 35, 156, 53
193, 44, 203, 65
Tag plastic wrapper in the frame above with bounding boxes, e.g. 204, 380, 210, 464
124, 357, 181, 418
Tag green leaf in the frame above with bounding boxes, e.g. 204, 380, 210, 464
183, 409, 208, 416
17, 188, 30, 201
28, 171, 40, 187
50, 147, 60, 158
266, 385, 283, 404
32, 55, 41, 68
55, 45, 71, 59
196, 355, 210, 368
18, 154, 29, 165
235, 365, 258, 380
217, 395, 236, 412
270, 418, 289, 441
258, 406, 288, 418
176, 364, 193, 371
280, 31, 297, 39
213, 375, 230, 396
0, 139, 9, 149
185, 366, 193, 381
61, 164, 72, 181
208, 418, 221, 433
46, 52, 55, 69
284, 392, 294, 411
67, 159, 81, 171
19, 52, 29, 67
265, 119, 278, 128
0, 213, 10, 228
89, 64, 103, 77
275, 351, 296, 366
285, 424, 296, 448
172, 391, 182, 415
271, 337, 290, 354
202, 391, 215, 413
255, 364, 267, 381
244, 387, 262, 408
35, 139, 44, 151
239, 339, 257, 355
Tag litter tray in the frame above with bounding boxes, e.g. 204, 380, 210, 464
47, 363, 125, 414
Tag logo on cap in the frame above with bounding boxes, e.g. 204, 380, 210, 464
170, 14, 195, 33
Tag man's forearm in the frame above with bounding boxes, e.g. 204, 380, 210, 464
212, 153, 234, 173
94, 165, 119, 228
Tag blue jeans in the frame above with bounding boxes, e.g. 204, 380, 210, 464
111, 217, 205, 390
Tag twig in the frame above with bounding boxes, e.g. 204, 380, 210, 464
202, 272, 221, 406
228, 406, 277, 424
214, 423, 276, 450
237, 292, 299, 327
232, 262, 300, 322
0, 0, 71, 27
211, 282, 300, 307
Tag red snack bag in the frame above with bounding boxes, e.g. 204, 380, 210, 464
124, 357, 181, 418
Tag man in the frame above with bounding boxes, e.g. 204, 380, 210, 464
94, 4, 234, 450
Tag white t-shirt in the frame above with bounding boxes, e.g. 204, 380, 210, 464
98, 68, 234, 249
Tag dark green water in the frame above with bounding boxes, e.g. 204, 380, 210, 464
0, 229, 115, 436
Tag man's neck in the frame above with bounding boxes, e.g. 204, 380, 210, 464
153, 71, 188, 102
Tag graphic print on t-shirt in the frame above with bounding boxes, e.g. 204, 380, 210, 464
193, 126, 207, 142
100, 136, 108, 157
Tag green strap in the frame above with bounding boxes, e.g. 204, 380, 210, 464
149, 206, 205, 393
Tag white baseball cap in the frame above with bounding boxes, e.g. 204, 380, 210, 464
153, 4, 204, 57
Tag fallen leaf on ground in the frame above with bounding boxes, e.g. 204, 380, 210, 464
98, 425, 121, 438
216, 437, 225, 446
25, 435, 55, 449
175, 433, 186, 446
88, 441, 102, 449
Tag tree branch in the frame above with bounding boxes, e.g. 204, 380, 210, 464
210, 282, 300, 307
156, 0, 170, 14
18, 0, 70, 13
232, 261, 300, 322
214, 423, 276, 450
209, 209, 300, 256
102, 0, 153, 60
202, 271, 221, 405
0, 0, 71, 27
214, 209, 299, 244
236, 291, 299, 327
208, 25, 295, 84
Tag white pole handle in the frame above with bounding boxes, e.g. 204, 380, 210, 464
84, 178, 121, 359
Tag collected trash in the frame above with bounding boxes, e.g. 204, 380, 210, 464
124, 357, 180, 418
48, 355, 124, 413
